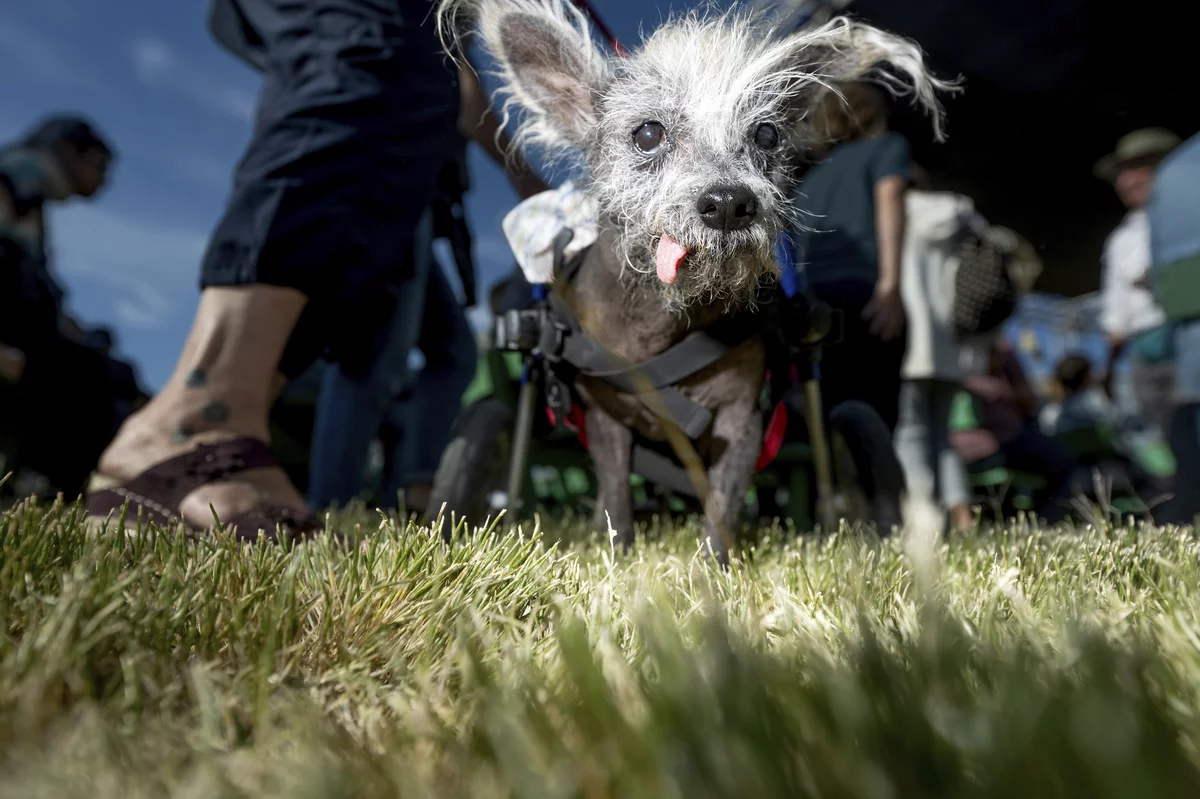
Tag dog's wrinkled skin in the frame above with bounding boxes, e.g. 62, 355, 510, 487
439, 0, 954, 561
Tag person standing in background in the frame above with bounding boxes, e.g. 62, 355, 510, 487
792, 82, 910, 432
893, 166, 991, 531
1, 116, 133, 496
1095, 129, 1181, 435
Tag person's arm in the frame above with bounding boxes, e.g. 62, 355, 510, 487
0, 149, 59, 220
0, 178, 13, 225
963, 374, 1012, 403
457, 60, 549, 200
0, 343, 24, 383
1005, 353, 1040, 418
59, 315, 89, 342
1099, 236, 1129, 396
0, 184, 24, 383
862, 134, 910, 341
873, 174, 906, 296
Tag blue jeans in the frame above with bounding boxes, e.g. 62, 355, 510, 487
894, 379, 972, 509
307, 210, 435, 509
376, 265, 478, 507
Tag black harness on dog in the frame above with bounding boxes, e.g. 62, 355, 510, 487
533, 228, 768, 443
492, 229, 839, 497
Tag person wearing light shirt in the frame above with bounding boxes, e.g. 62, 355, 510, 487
1095, 128, 1182, 436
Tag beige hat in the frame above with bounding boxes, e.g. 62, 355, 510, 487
1093, 127, 1182, 181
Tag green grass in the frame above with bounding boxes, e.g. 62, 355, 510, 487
5, 497, 1200, 797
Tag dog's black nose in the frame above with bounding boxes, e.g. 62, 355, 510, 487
696, 184, 758, 231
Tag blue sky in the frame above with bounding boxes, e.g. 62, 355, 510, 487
0, 0, 742, 390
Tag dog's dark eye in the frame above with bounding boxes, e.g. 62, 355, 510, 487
634, 121, 666, 154
754, 123, 779, 150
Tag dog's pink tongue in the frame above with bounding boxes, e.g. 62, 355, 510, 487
655, 235, 689, 285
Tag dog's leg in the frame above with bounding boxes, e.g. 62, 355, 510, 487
704, 398, 762, 564
585, 404, 635, 548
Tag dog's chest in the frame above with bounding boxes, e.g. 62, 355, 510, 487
574, 337, 765, 443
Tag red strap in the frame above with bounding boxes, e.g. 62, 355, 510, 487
569, 404, 589, 450
561, 398, 779, 468
546, 404, 590, 450
756, 400, 789, 472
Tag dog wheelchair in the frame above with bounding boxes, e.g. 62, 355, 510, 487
426, 239, 906, 541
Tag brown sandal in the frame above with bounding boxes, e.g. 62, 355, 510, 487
86, 437, 323, 542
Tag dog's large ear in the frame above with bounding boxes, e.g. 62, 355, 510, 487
779, 16, 960, 141
438, 0, 610, 151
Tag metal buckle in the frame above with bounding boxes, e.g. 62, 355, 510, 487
536, 311, 568, 362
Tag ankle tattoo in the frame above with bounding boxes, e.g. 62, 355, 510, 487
172, 425, 195, 444
202, 402, 230, 424
185, 368, 208, 389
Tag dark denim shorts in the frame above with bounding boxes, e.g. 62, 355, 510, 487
200, 0, 461, 377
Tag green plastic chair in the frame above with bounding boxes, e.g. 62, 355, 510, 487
950, 391, 1045, 511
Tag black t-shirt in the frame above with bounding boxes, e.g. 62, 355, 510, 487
793, 132, 911, 289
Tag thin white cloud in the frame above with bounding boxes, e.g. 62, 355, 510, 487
51, 202, 209, 329
129, 35, 257, 123
190, 83, 256, 123
131, 37, 176, 85
113, 283, 173, 330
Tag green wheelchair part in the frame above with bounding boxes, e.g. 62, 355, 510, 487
461, 350, 524, 409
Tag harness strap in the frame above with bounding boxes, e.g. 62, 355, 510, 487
556, 336, 715, 437
632, 445, 700, 497
561, 317, 753, 389
628, 394, 791, 498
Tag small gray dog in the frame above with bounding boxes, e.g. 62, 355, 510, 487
439, 0, 954, 559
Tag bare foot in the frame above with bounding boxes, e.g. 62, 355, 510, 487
95, 393, 309, 530
90, 285, 316, 532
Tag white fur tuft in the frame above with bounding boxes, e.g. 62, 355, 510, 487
438, 0, 958, 311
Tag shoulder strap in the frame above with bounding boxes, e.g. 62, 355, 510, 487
560, 315, 756, 390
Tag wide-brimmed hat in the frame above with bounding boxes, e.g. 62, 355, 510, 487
1093, 127, 1182, 181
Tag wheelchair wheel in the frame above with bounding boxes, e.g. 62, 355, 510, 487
827, 400, 906, 534
426, 398, 514, 541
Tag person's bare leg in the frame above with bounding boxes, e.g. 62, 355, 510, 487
949, 503, 974, 532
96, 285, 309, 526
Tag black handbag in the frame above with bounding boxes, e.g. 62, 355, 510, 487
953, 226, 1018, 338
